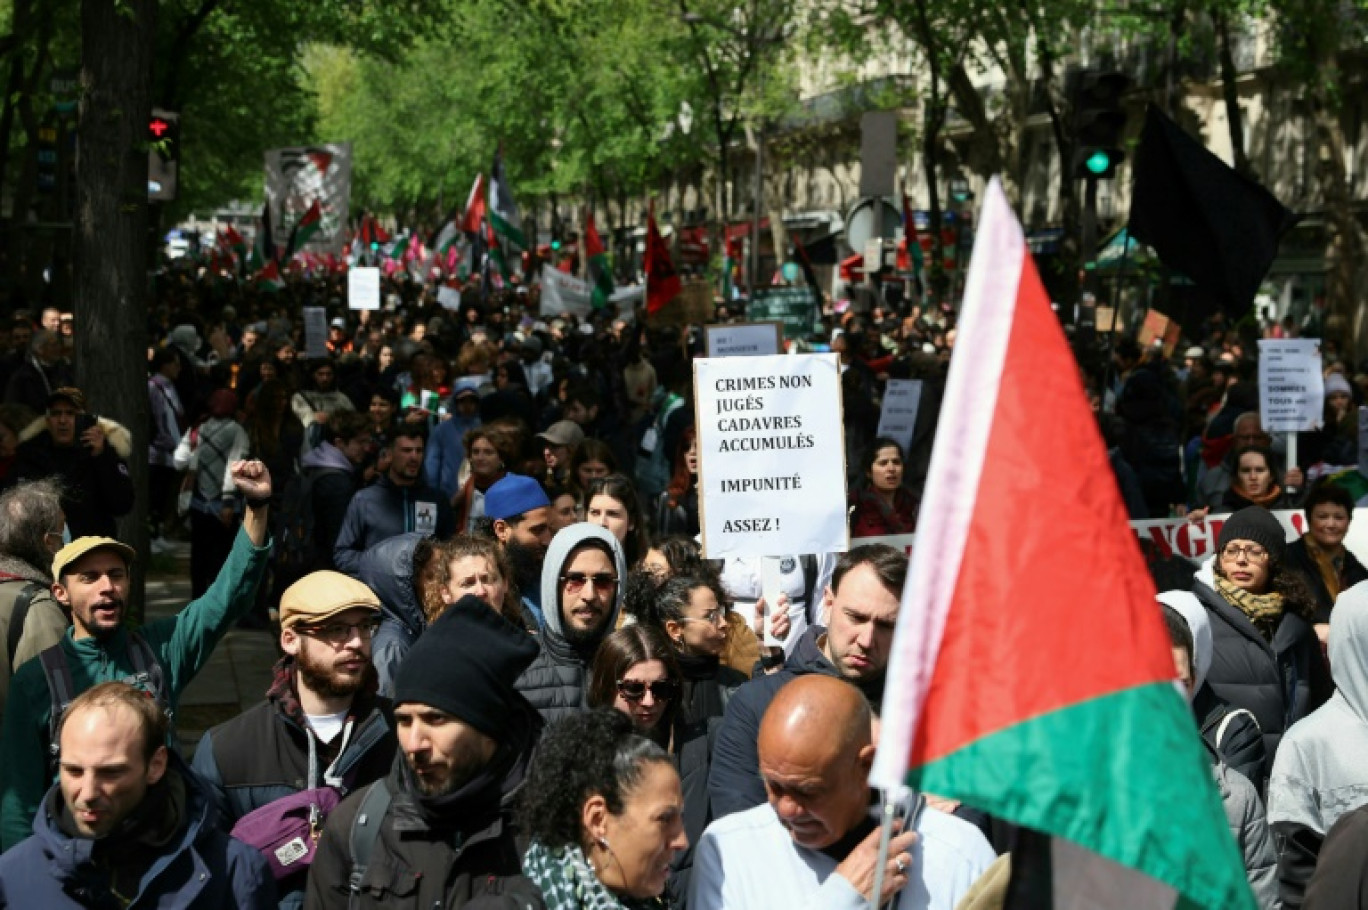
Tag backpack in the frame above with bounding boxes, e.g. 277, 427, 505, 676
276, 467, 349, 575
5, 581, 46, 669
346, 779, 392, 907
634, 392, 685, 507
232, 786, 342, 881
38, 632, 171, 776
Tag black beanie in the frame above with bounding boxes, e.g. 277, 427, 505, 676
393, 596, 539, 740
1217, 506, 1287, 563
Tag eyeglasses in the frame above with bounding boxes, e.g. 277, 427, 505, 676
297, 616, 382, 644
617, 679, 679, 702
680, 608, 727, 627
561, 572, 618, 594
1220, 544, 1269, 563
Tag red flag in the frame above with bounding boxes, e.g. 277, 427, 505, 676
645, 204, 680, 314
585, 211, 605, 259
462, 174, 487, 235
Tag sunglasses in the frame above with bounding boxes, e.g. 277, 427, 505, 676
617, 679, 679, 702
561, 572, 618, 594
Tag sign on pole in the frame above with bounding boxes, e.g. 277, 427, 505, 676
876, 379, 923, 453
748, 288, 819, 341
437, 286, 462, 311
1257, 339, 1323, 432
705, 322, 782, 358
694, 354, 848, 558
302, 307, 328, 358
348, 267, 380, 311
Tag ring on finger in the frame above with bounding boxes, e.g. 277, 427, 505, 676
894, 856, 908, 874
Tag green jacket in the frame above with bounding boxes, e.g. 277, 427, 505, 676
0, 527, 270, 851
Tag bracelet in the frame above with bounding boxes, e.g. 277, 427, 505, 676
244, 495, 271, 509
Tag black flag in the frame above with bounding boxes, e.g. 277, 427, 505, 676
1128, 105, 1298, 321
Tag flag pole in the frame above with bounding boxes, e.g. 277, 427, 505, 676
868, 791, 898, 910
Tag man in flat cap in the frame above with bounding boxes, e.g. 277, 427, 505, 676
193, 570, 396, 906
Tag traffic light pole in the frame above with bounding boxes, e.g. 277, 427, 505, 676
1081, 175, 1098, 294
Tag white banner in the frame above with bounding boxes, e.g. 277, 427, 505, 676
876, 379, 924, 453
348, 267, 380, 311
539, 264, 644, 317
264, 143, 353, 255
705, 322, 782, 358
695, 354, 847, 558
1258, 338, 1324, 432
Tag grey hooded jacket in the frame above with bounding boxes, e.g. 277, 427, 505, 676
513, 523, 625, 724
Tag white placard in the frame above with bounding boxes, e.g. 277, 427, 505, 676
695, 353, 848, 558
348, 267, 380, 311
1258, 339, 1323, 432
876, 379, 923, 453
302, 307, 328, 358
540, 264, 644, 318
437, 286, 461, 311
705, 322, 782, 358
759, 557, 784, 647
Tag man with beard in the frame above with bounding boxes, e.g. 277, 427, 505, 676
192, 571, 396, 908
333, 424, 453, 577
305, 599, 545, 909
483, 474, 553, 628
708, 544, 906, 821
514, 524, 626, 723
0, 459, 274, 850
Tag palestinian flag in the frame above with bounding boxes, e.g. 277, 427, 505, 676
385, 232, 408, 262
221, 224, 247, 261
254, 259, 285, 293
585, 211, 613, 309
644, 203, 680, 315
461, 174, 486, 235
248, 200, 275, 271
488, 148, 525, 250
898, 191, 925, 299
285, 199, 322, 259
869, 179, 1254, 910
432, 213, 461, 255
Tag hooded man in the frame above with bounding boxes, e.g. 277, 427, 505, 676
1268, 581, 1368, 908
514, 523, 626, 724
305, 600, 545, 909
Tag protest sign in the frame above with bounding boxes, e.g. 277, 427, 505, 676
348, 267, 380, 310
264, 144, 352, 254
302, 307, 328, 358
1138, 309, 1181, 356
748, 287, 819, 340
705, 322, 782, 358
695, 353, 847, 558
540, 264, 647, 318
437, 286, 461, 311
651, 279, 712, 327
876, 379, 923, 452
1258, 339, 1323, 432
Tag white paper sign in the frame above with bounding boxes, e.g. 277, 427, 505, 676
302, 307, 328, 359
437, 286, 461, 311
1258, 339, 1323, 432
705, 322, 782, 358
876, 379, 923, 453
695, 353, 848, 558
539, 264, 645, 318
348, 267, 380, 311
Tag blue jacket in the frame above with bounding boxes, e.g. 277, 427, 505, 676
0, 756, 276, 909
356, 533, 428, 696
423, 414, 480, 499
332, 476, 454, 577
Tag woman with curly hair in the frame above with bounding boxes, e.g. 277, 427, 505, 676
1184, 505, 1330, 787
519, 709, 687, 910
428, 533, 537, 632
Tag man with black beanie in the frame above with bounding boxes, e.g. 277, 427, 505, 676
305, 600, 546, 910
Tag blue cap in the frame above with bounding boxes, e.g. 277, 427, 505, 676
484, 474, 550, 521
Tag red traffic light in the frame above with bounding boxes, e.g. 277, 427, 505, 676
149, 117, 171, 138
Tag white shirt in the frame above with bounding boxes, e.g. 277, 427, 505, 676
690, 797, 994, 910
305, 709, 349, 744
718, 554, 836, 657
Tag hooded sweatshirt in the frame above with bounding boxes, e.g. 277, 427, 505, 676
514, 523, 626, 724
357, 532, 427, 697
1268, 581, 1368, 906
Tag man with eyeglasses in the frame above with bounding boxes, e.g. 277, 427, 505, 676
0, 458, 275, 851
192, 571, 395, 906
514, 523, 627, 724
10, 386, 135, 539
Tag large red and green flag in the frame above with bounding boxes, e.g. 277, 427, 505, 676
221, 224, 246, 261
253, 259, 285, 293
285, 199, 322, 259
585, 211, 613, 310
869, 179, 1254, 909
488, 147, 525, 251
644, 203, 680, 315
247, 200, 275, 271
461, 174, 486, 235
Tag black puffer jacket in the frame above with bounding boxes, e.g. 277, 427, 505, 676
1194, 576, 1331, 781
358, 533, 427, 696
514, 524, 626, 725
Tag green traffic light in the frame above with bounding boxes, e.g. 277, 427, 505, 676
1085, 150, 1111, 175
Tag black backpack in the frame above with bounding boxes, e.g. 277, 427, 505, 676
276, 467, 349, 575
5, 581, 46, 669
38, 632, 171, 776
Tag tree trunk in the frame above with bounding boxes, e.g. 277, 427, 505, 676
74, 0, 156, 619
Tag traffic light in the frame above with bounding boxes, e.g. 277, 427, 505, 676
147, 109, 179, 201
1071, 70, 1129, 179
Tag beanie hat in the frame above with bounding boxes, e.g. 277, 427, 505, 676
1217, 506, 1287, 564
485, 474, 550, 521
393, 597, 539, 739
1325, 372, 1353, 397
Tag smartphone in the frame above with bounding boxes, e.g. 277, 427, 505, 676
75, 413, 97, 445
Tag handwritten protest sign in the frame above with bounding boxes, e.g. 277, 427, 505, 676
705, 322, 782, 358
348, 267, 380, 311
876, 379, 923, 453
695, 353, 847, 558
1258, 339, 1323, 432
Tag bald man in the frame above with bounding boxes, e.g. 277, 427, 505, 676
690, 676, 993, 910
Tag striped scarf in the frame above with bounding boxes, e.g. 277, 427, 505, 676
1215, 574, 1285, 642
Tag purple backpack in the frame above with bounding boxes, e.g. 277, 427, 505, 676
231, 786, 342, 880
